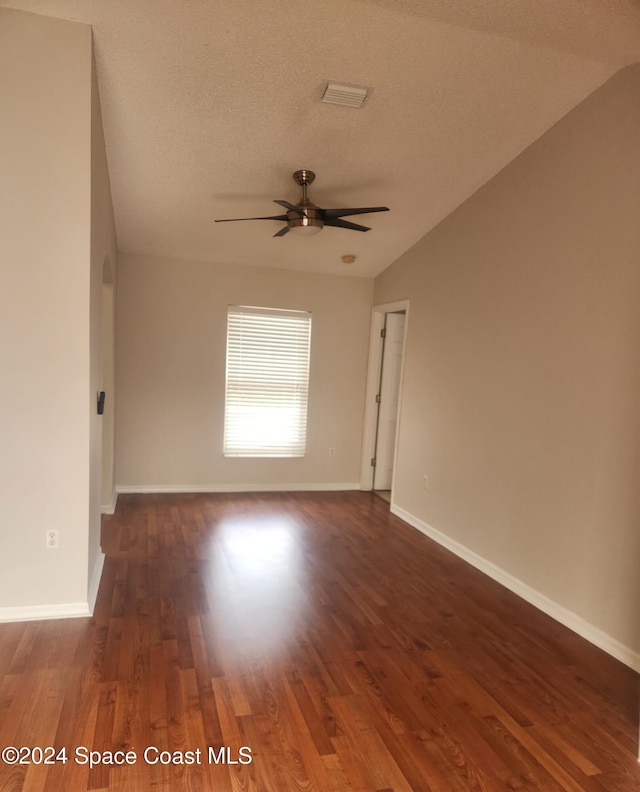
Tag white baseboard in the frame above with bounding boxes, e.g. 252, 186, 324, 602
116, 482, 360, 494
0, 602, 91, 624
391, 504, 640, 674
101, 490, 118, 514
0, 553, 105, 624
87, 551, 105, 614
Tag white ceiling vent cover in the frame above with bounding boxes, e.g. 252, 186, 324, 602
322, 82, 369, 108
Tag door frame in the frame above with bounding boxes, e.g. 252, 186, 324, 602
359, 299, 410, 493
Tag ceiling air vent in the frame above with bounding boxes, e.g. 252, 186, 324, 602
321, 82, 369, 109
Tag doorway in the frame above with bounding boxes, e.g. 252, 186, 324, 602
360, 300, 409, 503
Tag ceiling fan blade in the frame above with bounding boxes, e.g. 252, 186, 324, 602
324, 217, 371, 232
274, 200, 303, 212
322, 206, 389, 219
215, 214, 288, 223
273, 226, 290, 237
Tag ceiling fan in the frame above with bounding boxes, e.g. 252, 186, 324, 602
215, 170, 389, 237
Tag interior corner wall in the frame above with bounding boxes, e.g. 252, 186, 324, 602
375, 64, 640, 668
90, 48, 118, 598
115, 254, 373, 491
0, 9, 94, 615
100, 277, 116, 513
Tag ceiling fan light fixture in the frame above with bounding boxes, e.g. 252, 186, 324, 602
322, 82, 369, 109
288, 218, 324, 236
289, 224, 323, 237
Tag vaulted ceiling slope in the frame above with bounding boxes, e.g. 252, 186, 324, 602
3, 0, 639, 277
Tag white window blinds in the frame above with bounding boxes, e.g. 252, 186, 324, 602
224, 306, 311, 457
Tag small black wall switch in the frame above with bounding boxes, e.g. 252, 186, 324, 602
97, 391, 106, 415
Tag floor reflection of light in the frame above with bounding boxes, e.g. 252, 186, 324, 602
221, 517, 298, 575
206, 516, 308, 660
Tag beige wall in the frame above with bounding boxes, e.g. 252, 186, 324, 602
90, 50, 118, 593
375, 65, 640, 664
115, 254, 373, 489
100, 275, 116, 511
0, 10, 94, 612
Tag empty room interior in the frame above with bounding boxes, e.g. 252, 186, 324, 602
2, 1, 640, 790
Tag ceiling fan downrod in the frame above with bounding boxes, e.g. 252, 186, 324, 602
289, 170, 323, 235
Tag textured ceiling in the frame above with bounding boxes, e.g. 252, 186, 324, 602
3, 0, 639, 277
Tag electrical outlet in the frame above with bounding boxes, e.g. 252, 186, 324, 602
329, 447, 335, 457
423, 474, 429, 489
46, 529, 59, 549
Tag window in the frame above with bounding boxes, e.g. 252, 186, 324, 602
224, 306, 311, 457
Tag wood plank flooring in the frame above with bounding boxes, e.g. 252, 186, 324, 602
0, 491, 638, 791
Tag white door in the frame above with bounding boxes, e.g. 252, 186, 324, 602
373, 312, 405, 490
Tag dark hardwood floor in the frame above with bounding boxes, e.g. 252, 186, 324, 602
0, 491, 638, 791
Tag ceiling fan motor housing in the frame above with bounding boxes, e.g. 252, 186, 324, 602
288, 206, 324, 232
